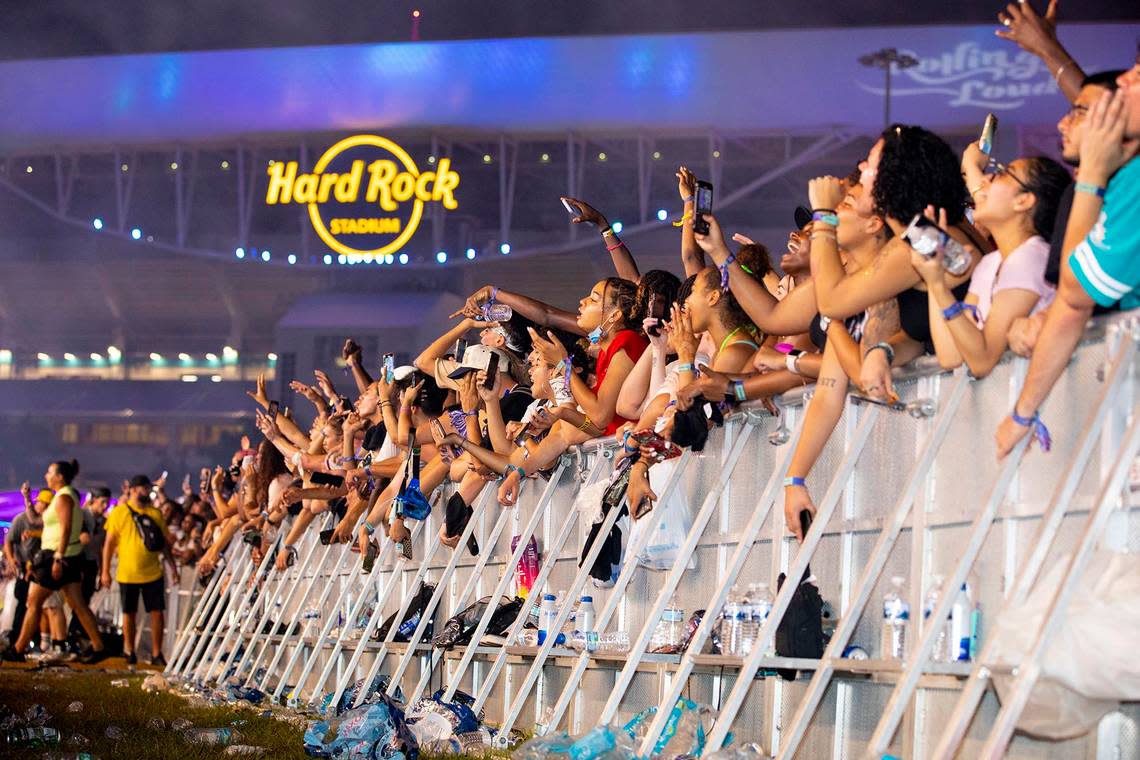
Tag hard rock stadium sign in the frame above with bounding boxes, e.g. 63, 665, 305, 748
264, 135, 460, 260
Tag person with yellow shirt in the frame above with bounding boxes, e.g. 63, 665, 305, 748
102, 474, 180, 666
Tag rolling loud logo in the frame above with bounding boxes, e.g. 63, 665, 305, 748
264, 135, 460, 259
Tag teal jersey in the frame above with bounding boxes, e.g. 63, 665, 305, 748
1069, 156, 1140, 311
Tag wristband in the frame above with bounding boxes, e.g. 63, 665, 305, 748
363, 520, 376, 535
260, 510, 269, 519
681, 194, 694, 203
785, 353, 802, 375
505, 464, 526, 480
732, 380, 747, 402
463, 409, 478, 417
488, 286, 498, 304
674, 362, 695, 374
578, 415, 593, 432
1074, 181, 1106, 199
783, 476, 807, 488
1010, 409, 1052, 452
600, 226, 614, 237
941, 301, 979, 322
622, 431, 638, 453
606, 241, 623, 252
718, 252, 736, 292
811, 210, 839, 227
671, 211, 692, 228
864, 342, 895, 365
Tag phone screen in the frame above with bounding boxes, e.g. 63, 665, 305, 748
694, 181, 714, 235
560, 197, 581, 219
646, 296, 666, 337
484, 352, 500, 389
455, 339, 470, 360
979, 113, 998, 155
383, 353, 395, 383
267, 400, 280, 417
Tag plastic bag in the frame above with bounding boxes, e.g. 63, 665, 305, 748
303, 693, 418, 759
514, 725, 636, 760
431, 596, 523, 650
320, 674, 401, 717
990, 550, 1140, 739
628, 457, 695, 571
623, 698, 715, 758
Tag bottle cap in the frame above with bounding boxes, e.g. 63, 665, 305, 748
580, 596, 593, 603
543, 594, 556, 601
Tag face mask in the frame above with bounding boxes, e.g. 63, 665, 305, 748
587, 325, 604, 344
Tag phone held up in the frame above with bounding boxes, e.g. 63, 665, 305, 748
484, 351, 500, 390
382, 353, 395, 384
978, 113, 998, 156
646, 295, 667, 337
693, 180, 714, 236
560, 197, 582, 220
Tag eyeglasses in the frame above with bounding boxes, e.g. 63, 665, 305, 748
985, 158, 1032, 194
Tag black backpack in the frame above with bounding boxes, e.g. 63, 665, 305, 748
127, 504, 166, 552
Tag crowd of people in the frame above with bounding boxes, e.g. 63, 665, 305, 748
2, 2, 1137, 667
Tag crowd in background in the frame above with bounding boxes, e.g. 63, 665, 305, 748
2, 3, 1138, 665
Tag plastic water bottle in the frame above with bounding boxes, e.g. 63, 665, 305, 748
577, 596, 598, 653
650, 596, 685, 653
949, 582, 977, 661
721, 586, 742, 655
5, 726, 61, 748
923, 575, 949, 662
596, 631, 630, 654
881, 576, 910, 660
482, 302, 513, 322
183, 727, 238, 746
537, 593, 558, 646
741, 583, 772, 657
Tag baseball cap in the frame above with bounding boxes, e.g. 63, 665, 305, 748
34, 489, 53, 505
129, 474, 153, 489
90, 487, 112, 499
392, 365, 417, 382
446, 345, 512, 380
794, 206, 813, 230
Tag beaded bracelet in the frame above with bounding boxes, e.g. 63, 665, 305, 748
941, 301, 979, 322
864, 342, 895, 365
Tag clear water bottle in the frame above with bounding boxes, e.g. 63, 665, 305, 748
596, 631, 630, 654
923, 575, 949, 662
538, 593, 558, 646
721, 586, 742, 656
300, 607, 321, 638
5, 726, 61, 748
881, 576, 910, 660
577, 596, 598, 653
482, 303, 513, 322
183, 727, 238, 746
742, 583, 773, 657
650, 596, 685, 653
949, 582, 976, 661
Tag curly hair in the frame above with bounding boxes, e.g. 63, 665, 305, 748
736, 243, 774, 281
633, 269, 681, 327
698, 268, 757, 333
873, 124, 968, 226
600, 277, 640, 334
1020, 156, 1073, 241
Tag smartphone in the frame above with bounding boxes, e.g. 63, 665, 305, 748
979, 113, 998, 156
267, 399, 280, 418
455, 339, 470, 361
382, 353, 395, 384
646, 295, 666, 337
159, 470, 168, 483
693, 180, 714, 235
560, 197, 582, 219
484, 351, 500, 390
319, 528, 334, 545
398, 537, 413, 562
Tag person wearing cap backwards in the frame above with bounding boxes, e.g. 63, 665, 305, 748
102, 474, 179, 665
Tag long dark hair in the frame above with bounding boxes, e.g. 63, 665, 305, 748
252, 440, 288, 509
1020, 156, 1073, 241
53, 459, 80, 485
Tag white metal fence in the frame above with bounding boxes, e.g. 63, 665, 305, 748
165, 311, 1140, 759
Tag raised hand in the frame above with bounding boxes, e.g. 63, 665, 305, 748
783, 484, 817, 542
626, 464, 658, 520
995, 0, 1060, 59
245, 373, 269, 409
476, 368, 503, 402
450, 286, 494, 320
401, 380, 424, 409
313, 369, 337, 401
1078, 89, 1132, 185
527, 328, 569, 367
668, 304, 699, 362
691, 214, 730, 264
676, 165, 696, 201
458, 373, 482, 413
560, 196, 609, 228
807, 175, 844, 213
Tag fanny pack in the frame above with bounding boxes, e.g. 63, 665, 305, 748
127, 504, 166, 552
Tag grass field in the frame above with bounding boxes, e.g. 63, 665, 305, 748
0, 664, 517, 759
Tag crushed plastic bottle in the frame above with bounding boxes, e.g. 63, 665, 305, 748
146, 717, 166, 730
141, 673, 170, 692
5, 726, 61, 748
104, 725, 124, 740
596, 631, 631, 654
66, 733, 90, 748
110, 678, 130, 688
224, 745, 267, 756
66, 701, 84, 713
171, 717, 194, 731
184, 727, 239, 746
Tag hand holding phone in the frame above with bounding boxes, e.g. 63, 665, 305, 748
382, 353, 395, 384
484, 352, 500, 390
979, 113, 998, 156
693, 181, 714, 236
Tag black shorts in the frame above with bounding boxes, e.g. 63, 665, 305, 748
30, 551, 83, 591
119, 578, 166, 614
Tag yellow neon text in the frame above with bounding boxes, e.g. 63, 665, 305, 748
329, 218, 402, 234
265, 158, 458, 211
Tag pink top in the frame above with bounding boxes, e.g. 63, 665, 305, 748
967, 235, 1055, 326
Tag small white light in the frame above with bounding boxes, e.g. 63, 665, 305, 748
652, 151, 661, 160
0, 349, 12, 363
465, 247, 476, 260
611, 221, 623, 234
25, 165, 33, 174
92, 218, 104, 230
657, 209, 668, 221
121, 163, 129, 172
337, 254, 347, 264
63, 352, 77, 362
323, 254, 332, 265
540, 153, 550, 162
223, 346, 236, 356
268, 160, 275, 167
170, 161, 179, 170
500, 243, 511, 255
90, 352, 102, 361
131, 228, 142, 240
436, 251, 448, 264
261, 250, 271, 262
178, 352, 191, 362
384, 254, 394, 264
107, 346, 121, 359
221, 160, 230, 170
149, 352, 163, 361
267, 352, 278, 361
427, 155, 436, 164
287, 254, 297, 265
483, 154, 492, 163
37, 353, 51, 361
398, 253, 409, 265
235, 247, 245, 259
712, 150, 721, 159
205, 352, 218, 362
181, 374, 199, 383
597, 152, 607, 161
211, 375, 222, 383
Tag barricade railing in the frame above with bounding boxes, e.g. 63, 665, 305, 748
165, 311, 1140, 758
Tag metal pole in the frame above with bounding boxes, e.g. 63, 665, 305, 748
167, 539, 240, 675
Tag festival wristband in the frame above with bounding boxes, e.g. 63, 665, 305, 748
671, 212, 692, 228
1074, 181, 1106, 199
674, 362, 695, 374
1010, 409, 1052, 452
941, 301, 979, 322
732, 380, 747, 402
363, 520, 376, 535
783, 476, 807, 488
785, 352, 802, 375
606, 241, 624, 252
811, 210, 839, 227
600, 226, 614, 237
505, 464, 526, 480
718, 252, 736, 291
681, 195, 694, 203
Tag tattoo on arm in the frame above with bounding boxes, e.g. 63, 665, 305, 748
861, 298, 901, 350
817, 376, 839, 388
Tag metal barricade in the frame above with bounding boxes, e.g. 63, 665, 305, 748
165, 312, 1140, 758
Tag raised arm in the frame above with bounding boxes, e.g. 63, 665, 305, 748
532, 328, 636, 431
414, 317, 479, 376
561, 197, 640, 282
996, 0, 1085, 104
456, 286, 584, 336
676, 166, 706, 277
342, 339, 374, 396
